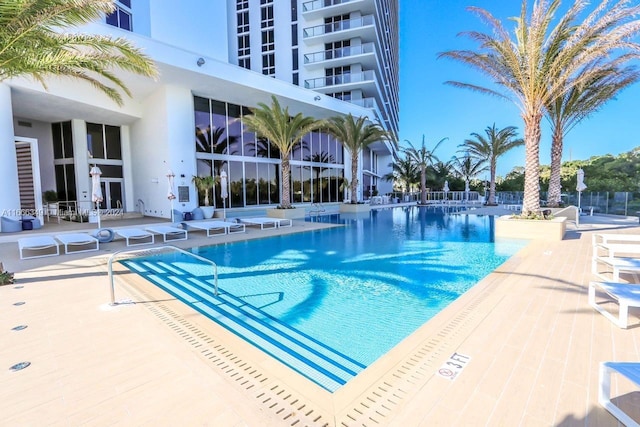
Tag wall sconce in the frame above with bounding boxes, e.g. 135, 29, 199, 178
314, 95, 321, 101
197, 57, 205, 67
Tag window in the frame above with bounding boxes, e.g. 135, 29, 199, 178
52, 122, 74, 159
86, 123, 122, 160
106, 0, 132, 31
261, 4, 274, 28
262, 53, 275, 76
292, 48, 298, 70
238, 35, 250, 56
261, 30, 274, 52
325, 40, 350, 59
324, 14, 349, 33
291, 23, 298, 46
293, 73, 299, 86
327, 91, 352, 101
326, 66, 351, 85
236, 0, 248, 10
239, 57, 251, 69
237, 11, 249, 33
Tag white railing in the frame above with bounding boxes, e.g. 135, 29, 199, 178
305, 70, 376, 89
304, 42, 374, 64
303, 15, 374, 38
302, 0, 355, 13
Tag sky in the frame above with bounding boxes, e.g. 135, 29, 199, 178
397, 0, 640, 177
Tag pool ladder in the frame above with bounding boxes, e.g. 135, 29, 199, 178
309, 203, 326, 217
107, 244, 218, 305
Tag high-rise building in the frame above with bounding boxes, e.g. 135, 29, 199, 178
0, 0, 399, 225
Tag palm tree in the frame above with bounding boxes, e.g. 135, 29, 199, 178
191, 175, 219, 206
382, 156, 418, 195
325, 114, 389, 204
449, 153, 488, 199
546, 68, 640, 207
242, 96, 321, 209
462, 124, 523, 205
0, 0, 157, 105
439, 0, 640, 215
403, 135, 447, 205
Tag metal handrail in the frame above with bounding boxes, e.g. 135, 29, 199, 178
107, 244, 218, 305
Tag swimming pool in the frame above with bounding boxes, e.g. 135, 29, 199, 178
123, 207, 526, 392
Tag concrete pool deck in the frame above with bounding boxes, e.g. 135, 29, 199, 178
1, 209, 639, 425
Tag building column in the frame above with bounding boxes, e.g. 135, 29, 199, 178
71, 119, 91, 212
0, 83, 21, 222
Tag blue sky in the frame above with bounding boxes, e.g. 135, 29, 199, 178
398, 0, 640, 177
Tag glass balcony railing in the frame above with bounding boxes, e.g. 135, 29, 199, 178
302, 0, 355, 13
304, 70, 375, 89
304, 42, 375, 64
348, 97, 377, 109
303, 15, 374, 38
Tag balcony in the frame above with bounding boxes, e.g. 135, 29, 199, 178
303, 15, 375, 44
304, 70, 377, 92
303, 42, 376, 70
302, 0, 375, 19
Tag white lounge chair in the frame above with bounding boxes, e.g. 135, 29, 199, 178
145, 225, 187, 242
599, 362, 640, 427
589, 281, 640, 328
18, 236, 59, 260
55, 233, 99, 254
186, 220, 245, 237
592, 256, 640, 282
593, 242, 640, 259
115, 228, 155, 246
242, 217, 292, 229
593, 233, 640, 246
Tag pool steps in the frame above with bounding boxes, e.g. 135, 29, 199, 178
124, 259, 365, 391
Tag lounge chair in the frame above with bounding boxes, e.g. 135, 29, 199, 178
18, 236, 59, 260
242, 217, 292, 229
592, 256, 640, 282
186, 220, 245, 237
589, 281, 640, 328
593, 233, 640, 246
115, 228, 155, 246
593, 242, 640, 259
145, 225, 187, 242
55, 233, 99, 254
599, 362, 640, 427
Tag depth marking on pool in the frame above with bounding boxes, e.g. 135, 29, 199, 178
437, 352, 471, 380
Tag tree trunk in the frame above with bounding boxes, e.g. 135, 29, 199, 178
488, 160, 497, 205
281, 157, 291, 208
420, 166, 427, 204
547, 127, 563, 208
521, 112, 542, 215
350, 153, 359, 204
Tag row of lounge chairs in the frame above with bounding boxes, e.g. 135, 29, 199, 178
589, 232, 640, 426
17, 217, 293, 260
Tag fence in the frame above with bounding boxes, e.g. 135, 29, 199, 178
495, 191, 640, 216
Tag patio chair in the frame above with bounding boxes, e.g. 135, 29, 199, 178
242, 217, 292, 229
599, 362, 640, 427
593, 233, 640, 246
18, 236, 59, 260
55, 233, 99, 254
186, 220, 245, 237
145, 225, 187, 242
589, 281, 640, 328
115, 228, 155, 246
592, 256, 640, 282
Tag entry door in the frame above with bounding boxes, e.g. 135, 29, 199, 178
99, 179, 124, 210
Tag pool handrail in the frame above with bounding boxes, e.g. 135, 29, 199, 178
107, 244, 218, 305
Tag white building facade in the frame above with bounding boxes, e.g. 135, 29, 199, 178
0, 0, 398, 228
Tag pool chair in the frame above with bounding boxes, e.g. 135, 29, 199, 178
242, 217, 292, 230
599, 362, 640, 427
55, 233, 99, 254
186, 220, 245, 237
145, 225, 187, 242
592, 256, 640, 282
593, 242, 640, 259
18, 236, 59, 260
589, 281, 640, 328
115, 228, 155, 246
593, 233, 640, 246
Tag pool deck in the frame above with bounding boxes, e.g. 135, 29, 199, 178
1, 208, 640, 426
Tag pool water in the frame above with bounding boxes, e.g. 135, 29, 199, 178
123, 207, 526, 391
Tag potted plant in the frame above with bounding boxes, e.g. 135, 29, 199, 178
0, 263, 14, 286
192, 175, 218, 218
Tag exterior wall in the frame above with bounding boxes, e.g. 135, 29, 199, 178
0, 83, 21, 222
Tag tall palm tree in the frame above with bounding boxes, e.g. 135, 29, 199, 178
0, 0, 157, 105
325, 114, 389, 204
382, 156, 418, 195
462, 124, 523, 205
242, 96, 321, 209
546, 68, 640, 207
440, 0, 640, 215
403, 135, 447, 205
449, 153, 488, 199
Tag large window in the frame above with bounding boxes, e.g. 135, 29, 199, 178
194, 97, 345, 207
86, 123, 122, 160
106, 0, 132, 31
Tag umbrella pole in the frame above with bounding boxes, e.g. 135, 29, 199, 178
170, 199, 174, 223
96, 201, 101, 228
223, 199, 226, 220
578, 191, 582, 214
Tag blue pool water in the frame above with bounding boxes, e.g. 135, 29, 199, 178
123, 207, 527, 391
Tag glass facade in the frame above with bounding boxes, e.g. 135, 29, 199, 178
194, 96, 345, 208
